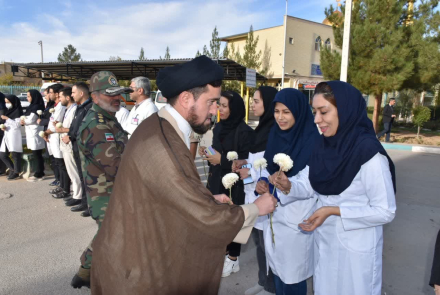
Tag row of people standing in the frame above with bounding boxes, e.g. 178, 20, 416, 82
203, 82, 396, 295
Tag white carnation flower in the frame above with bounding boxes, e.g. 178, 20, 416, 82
20, 116, 26, 120
227, 151, 238, 161
0, 124, 5, 130
38, 131, 45, 138
253, 158, 268, 170
37, 110, 43, 115
56, 123, 63, 128
49, 108, 55, 113
273, 153, 294, 172
222, 173, 239, 189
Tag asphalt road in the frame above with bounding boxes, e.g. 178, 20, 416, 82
0, 149, 439, 295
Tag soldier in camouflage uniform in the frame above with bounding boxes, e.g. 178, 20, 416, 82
71, 71, 132, 289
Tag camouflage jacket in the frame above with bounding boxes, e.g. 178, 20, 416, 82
77, 103, 128, 204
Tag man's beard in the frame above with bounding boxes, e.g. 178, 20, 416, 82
188, 105, 211, 135
98, 97, 120, 113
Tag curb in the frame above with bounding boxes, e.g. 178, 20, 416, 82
382, 143, 440, 155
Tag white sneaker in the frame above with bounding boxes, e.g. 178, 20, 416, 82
255, 290, 275, 295
222, 256, 239, 277
27, 176, 44, 182
245, 284, 264, 295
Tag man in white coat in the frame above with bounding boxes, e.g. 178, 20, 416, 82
123, 77, 158, 138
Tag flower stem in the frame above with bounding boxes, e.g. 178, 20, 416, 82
270, 169, 281, 246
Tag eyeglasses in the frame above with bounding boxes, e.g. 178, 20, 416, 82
129, 87, 138, 90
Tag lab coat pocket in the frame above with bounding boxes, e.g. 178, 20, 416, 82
336, 220, 376, 254
284, 199, 316, 231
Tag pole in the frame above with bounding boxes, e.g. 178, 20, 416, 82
281, 0, 288, 89
245, 87, 250, 124
38, 41, 44, 78
339, 0, 352, 82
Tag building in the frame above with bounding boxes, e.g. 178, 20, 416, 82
220, 15, 339, 101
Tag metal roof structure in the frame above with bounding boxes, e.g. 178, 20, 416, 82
12, 58, 266, 82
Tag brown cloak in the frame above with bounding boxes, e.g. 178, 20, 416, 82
90, 113, 246, 295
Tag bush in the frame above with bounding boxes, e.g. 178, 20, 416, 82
413, 106, 432, 137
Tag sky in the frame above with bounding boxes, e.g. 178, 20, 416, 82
0, 0, 335, 63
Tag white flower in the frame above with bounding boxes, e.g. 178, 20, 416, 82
20, 116, 26, 121
37, 110, 43, 115
193, 133, 202, 141
273, 153, 294, 172
222, 173, 239, 189
38, 131, 45, 138
227, 151, 238, 161
49, 108, 55, 113
0, 124, 5, 130
253, 158, 268, 170
56, 123, 63, 128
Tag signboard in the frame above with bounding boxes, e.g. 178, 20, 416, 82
246, 68, 256, 88
311, 64, 322, 76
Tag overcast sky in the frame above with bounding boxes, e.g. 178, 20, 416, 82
0, 0, 335, 63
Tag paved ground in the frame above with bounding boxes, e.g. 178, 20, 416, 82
0, 149, 439, 295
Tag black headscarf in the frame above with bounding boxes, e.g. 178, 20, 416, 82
218, 91, 245, 141
4, 95, 23, 119
250, 86, 278, 153
0, 92, 6, 111
25, 90, 45, 116
308, 81, 396, 195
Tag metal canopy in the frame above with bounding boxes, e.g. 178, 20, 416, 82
12, 58, 266, 82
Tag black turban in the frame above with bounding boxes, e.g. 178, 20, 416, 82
156, 55, 224, 99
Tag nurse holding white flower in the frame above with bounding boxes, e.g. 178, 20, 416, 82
255, 88, 319, 295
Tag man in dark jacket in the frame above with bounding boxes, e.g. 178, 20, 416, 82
62, 82, 93, 216
377, 98, 396, 142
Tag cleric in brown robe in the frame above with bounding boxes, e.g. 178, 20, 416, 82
90, 55, 277, 295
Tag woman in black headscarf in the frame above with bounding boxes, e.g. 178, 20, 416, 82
21, 90, 46, 181
0, 95, 24, 180
0, 92, 8, 175
232, 86, 278, 294
199, 90, 255, 278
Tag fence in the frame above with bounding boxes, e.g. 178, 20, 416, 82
0, 85, 39, 96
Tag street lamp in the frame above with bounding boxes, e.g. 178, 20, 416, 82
281, 0, 288, 89
38, 41, 44, 78
340, 0, 353, 82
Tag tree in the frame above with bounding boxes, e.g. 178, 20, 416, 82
164, 46, 171, 60
412, 105, 431, 138
195, 50, 201, 57
109, 56, 122, 61
260, 39, 273, 78
241, 25, 261, 70
57, 44, 82, 62
202, 45, 210, 57
321, 1, 414, 132
222, 45, 229, 59
0, 73, 14, 85
209, 26, 221, 59
139, 47, 146, 60
396, 89, 416, 119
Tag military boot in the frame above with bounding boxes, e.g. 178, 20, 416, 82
71, 267, 90, 289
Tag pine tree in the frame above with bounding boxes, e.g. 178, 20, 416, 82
109, 56, 122, 61
241, 25, 261, 70
195, 50, 201, 57
222, 45, 229, 59
321, 1, 414, 132
202, 45, 210, 57
164, 46, 171, 60
57, 44, 82, 62
260, 40, 273, 78
139, 47, 146, 60
209, 26, 221, 59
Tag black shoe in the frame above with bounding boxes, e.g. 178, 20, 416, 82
65, 199, 81, 207
63, 196, 73, 202
49, 187, 63, 194
52, 191, 69, 199
49, 180, 59, 186
0, 171, 7, 176
71, 203, 88, 212
7, 173, 20, 180
71, 268, 90, 289
81, 209, 91, 217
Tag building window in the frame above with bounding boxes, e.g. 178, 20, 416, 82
315, 36, 321, 51
289, 37, 294, 45
325, 38, 331, 50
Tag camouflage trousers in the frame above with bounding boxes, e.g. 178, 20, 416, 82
80, 196, 109, 269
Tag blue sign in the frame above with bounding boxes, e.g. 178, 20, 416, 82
311, 64, 322, 76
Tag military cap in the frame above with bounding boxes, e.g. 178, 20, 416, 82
89, 71, 133, 96
156, 55, 224, 99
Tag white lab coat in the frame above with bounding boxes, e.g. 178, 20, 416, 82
24, 113, 45, 150
115, 107, 130, 128
123, 99, 158, 138
313, 153, 396, 295
0, 118, 23, 153
261, 166, 316, 284
48, 103, 66, 159
59, 104, 77, 153
245, 151, 266, 230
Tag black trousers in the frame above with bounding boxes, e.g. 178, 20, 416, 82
0, 146, 22, 174
227, 242, 241, 257
32, 149, 45, 177
73, 144, 88, 206
57, 157, 70, 193
49, 155, 60, 182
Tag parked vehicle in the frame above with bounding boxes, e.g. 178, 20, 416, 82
154, 90, 167, 110
17, 94, 30, 111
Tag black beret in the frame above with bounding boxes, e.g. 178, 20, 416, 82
156, 55, 224, 98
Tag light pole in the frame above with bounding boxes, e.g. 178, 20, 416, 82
38, 41, 44, 78
281, 0, 288, 89
340, 0, 353, 82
